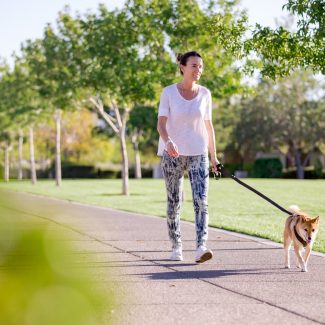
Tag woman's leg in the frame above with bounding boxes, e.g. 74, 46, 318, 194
161, 152, 185, 249
187, 154, 210, 249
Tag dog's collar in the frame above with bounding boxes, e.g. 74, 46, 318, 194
294, 225, 307, 247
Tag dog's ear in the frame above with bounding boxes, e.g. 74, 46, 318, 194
312, 216, 320, 224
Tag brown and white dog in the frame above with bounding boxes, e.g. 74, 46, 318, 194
284, 205, 320, 272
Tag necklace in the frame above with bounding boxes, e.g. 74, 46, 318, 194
178, 84, 199, 100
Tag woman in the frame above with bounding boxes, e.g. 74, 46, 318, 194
157, 51, 220, 263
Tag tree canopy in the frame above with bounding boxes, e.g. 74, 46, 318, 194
245, 0, 325, 78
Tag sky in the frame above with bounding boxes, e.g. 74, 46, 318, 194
0, 0, 289, 64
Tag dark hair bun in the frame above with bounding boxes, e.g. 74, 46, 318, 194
176, 53, 183, 63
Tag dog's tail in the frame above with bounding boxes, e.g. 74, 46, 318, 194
288, 205, 300, 214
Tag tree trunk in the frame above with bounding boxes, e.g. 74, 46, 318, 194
288, 141, 305, 179
4, 141, 9, 182
18, 129, 24, 180
29, 126, 37, 184
89, 96, 129, 195
297, 164, 304, 179
134, 147, 142, 179
54, 110, 62, 186
293, 147, 304, 179
298, 151, 312, 179
131, 131, 142, 179
120, 124, 129, 195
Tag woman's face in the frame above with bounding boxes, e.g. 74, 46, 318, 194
180, 56, 203, 82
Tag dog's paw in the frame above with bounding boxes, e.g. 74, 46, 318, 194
301, 268, 308, 272
285, 265, 290, 269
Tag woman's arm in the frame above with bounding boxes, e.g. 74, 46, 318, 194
157, 116, 179, 157
204, 120, 219, 172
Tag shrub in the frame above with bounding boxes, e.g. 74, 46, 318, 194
252, 158, 283, 178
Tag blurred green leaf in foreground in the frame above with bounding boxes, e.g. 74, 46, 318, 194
0, 193, 115, 325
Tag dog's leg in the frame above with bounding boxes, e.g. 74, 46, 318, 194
295, 249, 301, 268
283, 233, 291, 269
294, 243, 306, 272
303, 245, 312, 272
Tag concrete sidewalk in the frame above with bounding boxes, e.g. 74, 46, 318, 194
1, 190, 325, 325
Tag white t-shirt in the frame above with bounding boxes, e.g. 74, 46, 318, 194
157, 83, 212, 156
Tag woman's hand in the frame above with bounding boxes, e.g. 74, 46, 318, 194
166, 140, 179, 158
210, 156, 220, 173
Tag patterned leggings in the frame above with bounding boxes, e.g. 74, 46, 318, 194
161, 151, 210, 249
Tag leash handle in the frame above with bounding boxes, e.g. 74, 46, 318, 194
231, 174, 292, 215
212, 163, 223, 180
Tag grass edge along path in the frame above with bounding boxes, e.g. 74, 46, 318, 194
0, 178, 324, 253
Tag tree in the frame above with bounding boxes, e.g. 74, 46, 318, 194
0, 64, 14, 182
74, 3, 176, 194
127, 105, 158, 178
127, 0, 249, 99
0, 64, 32, 182
231, 87, 277, 166
3, 53, 48, 184
0, 65, 26, 181
172, 0, 248, 97
231, 71, 325, 178
22, 13, 80, 186
245, 0, 325, 78
271, 71, 325, 178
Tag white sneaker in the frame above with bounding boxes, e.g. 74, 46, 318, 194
170, 246, 183, 261
195, 246, 213, 263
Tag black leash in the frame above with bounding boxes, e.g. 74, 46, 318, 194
212, 165, 315, 246
231, 175, 311, 246
213, 164, 292, 216
230, 175, 292, 215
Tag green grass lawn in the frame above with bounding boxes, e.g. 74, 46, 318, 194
0, 178, 324, 252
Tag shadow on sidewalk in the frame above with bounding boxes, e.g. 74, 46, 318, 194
134, 268, 299, 280
128, 247, 281, 253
